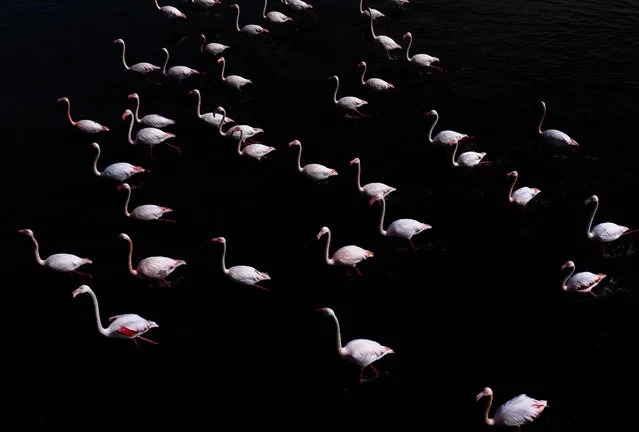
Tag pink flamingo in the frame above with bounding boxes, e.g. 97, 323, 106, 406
263, 0, 292, 23
316, 307, 394, 384
113, 39, 161, 75
119, 233, 186, 287
317, 226, 374, 276
230, 4, 269, 34
18, 229, 92, 278
359, 0, 385, 21
403, 32, 443, 72
289, 140, 338, 182
560, 260, 606, 297
424, 110, 473, 146
358, 61, 394, 92
189, 89, 235, 128
281, 0, 314, 15
72, 284, 159, 346
377, 193, 431, 251
122, 109, 180, 158
211, 237, 271, 292
152, 0, 186, 19
200, 34, 229, 57
57, 97, 109, 134
235, 128, 275, 161
506, 171, 541, 209
218, 56, 253, 90
215, 107, 263, 143
584, 195, 637, 256
350, 157, 396, 205
117, 183, 174, 223
90, 142, 148, 184
127, 93, 175, 128
329, 75, 368, 118
476, 387, 547, 431
368, 9, 401, 59
451, 140, 490, 167
161, 48, 200, 86
538, 101, 579, 150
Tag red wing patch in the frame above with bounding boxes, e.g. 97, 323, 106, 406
118, 327, 138, 336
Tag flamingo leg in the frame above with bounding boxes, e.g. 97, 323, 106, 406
71, 270, 92, 278
588, 291, 598, 297
132, 338, 139, 348
430, 65, 443, 72
253, 284, 272, 292
359, 368, 364, 385
137, 336, 159, 345
409, 239, 417, 252
354, 266, 362, 276
386, 50, 392, 60
353, 108, 368, 118
627, 239, 635, 256
164, 280, 173, 288
158, 218, 176, 223
602, 243, 606, 258
346, 268, 351, 277
479, 161, 491, 166
621, 229, 639, 236
165, 143, 181, 153
150, 146, 153, 159
369, 364, 380, 376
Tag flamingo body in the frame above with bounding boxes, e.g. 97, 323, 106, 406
231, 4, 269, 34
561, 261, 605, 295
128, 93, 175, 128
218, 57, 252, 90
386, 219, 431, 240
265, 11, 292, 23
589, 222, 629, 243
57, 97, 109, 134
538, 101, 579, 149
451, 141, 489, 167
19, 229, 92, 275
189, 90, 235, 127
360, 0, 385, 20
350, 157, 396, 204
329, 75, 367, 117
211, 237, 271, 292
135, 127, 175, 146
242, 144, 276, 160
154, 0, 186, 19
369, 10, 401, 58
161, 48, 199, 84
113, 39, 161, 75
100, 163, 146, 182
289, 140, 338, 182
281, 0, 313, 12
317, 226, 373, 275
477, 387, 547, 428
137, 256, 186, 279
425, 110, 471, 146
511, 187, 541, 206
200, 34, 229, 56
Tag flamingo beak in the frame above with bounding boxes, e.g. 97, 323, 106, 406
476, 392, 485, 402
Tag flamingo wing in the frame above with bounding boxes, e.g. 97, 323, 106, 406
343, 339, 391, 367
229, 265, 270, 285
494, 394, 547, 427
387, 219, 430, 238
303, 163, 337, 180
592, 222, 628, 242
332, 246, 373, 266
568, 272, 605, 291
45, 253, 89, 271
542, 129, 574, 147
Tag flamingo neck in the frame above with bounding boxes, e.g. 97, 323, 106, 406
322, 230, 334, 265
294, 144, 303, 172
329, 312, 346, 357
119, 42, 130, 70
132, 96, 141, 123
508, 174, 518, 202
561, 265, 575, 290
28, 233, 45, 265
359, 0, 364, 14
369, 11, 376, 38
426, 112, 438, 143
86, 289, 109, 337
405, 34, 413, 61
217, 110, 229, 136
64, 99, 76, 126
153, 0, 161, 11
234, 6, 241, 31
332, 77, 339, 104
220, 58, 227, 81
263, 0, 268, 18
92, 145, 102, 177
200, 36, 206, 53
452, 141, 460, 166
161, 50, 169, 76
219, 241, 229, 274
379, 196, 388, 236
122, 187, 132, 217
483, 393, 495, 426
359, 64, 367, 85
538, 103, 546, 135
237, 132, 244, 155
124, 237, 138, 276
586, 200, 598, 239
126, 114, 135, 144
354, 162, 363, 191
195, 92, 202, 118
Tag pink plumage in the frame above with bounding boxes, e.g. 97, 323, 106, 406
358, 62, 394, 92
477, 387, 547, 428
289, 140, 338, 182
350, 157, 396, 205
123, 109, 180, 157
561, 260, 606, 296
57, 97, 109, 134
425, 110, 472, 146
118, 183, 174, 222
119, 233, 186, 287
90, 142, 147, 183
211, 237, 271, 292
317, 226, 374, 276
19, 229, 92, 277
329, 75, 368, 118
377, 194, 431, 251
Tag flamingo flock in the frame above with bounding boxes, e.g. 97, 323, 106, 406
17, 1, 636, 429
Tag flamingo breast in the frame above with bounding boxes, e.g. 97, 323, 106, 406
45, 253, 90, 272
342, 339, 392, 368
493, 394, 547, 427
387, 219, 430, 239
135, 128, 174, 146
102, 163, 144, 182
592, 222, 628, 242
228, 265, 270, 285
137, 256, 184, 278
331, 246, 373, 266
302, 163, 337, 181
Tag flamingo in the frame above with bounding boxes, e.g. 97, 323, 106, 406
403, 32, 443, 72
316, 307, 394, 384
117, 183, 174, 223
235, 128, 275, 161
377, 193, 431, 252
217, 56, 252, 90
263, 0, 292, 23
18, 229, 92, 278
57, 97, 109, 134
389, 0, 409, 7
72, 285, 159, 346
560, 260, 606, 297
200, 34, 229, 57
281, 0, 314, 15
476, 387, 547, 431
113, 39, 161, 75
128, 93, 175, 128
506, 171, 541, 208
350, 157, 396, 205
451, 140, 490, 167
317, 226, 374, 276
357, 62, 394, 92
288, 139, 338, 182
122, 109, 180, 158
189, 89, 235, 128
161, 48, 200, 86
211, 237, 271, 292
537, 100, 579, 150
230, 4, 269, 35
119, 233, 186, 287
368, 9, 401, 59
192, 0, 221, 8
359, 0, 385, 21
90, 142, 147, 183
329, 75, 368, 118
584, 195, 637, 256
215, 107, 263, 142
152, 0, 186, 19
424, 110, 473, 146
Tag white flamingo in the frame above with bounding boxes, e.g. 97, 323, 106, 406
192, 0, 221, 8
263, 0, 292, 23
288, 140, 338, 182
117, 183, 174, 223
215, 107, 263, 142
316, 307, 394, 384
389, 0, 409, 7
377, 193, 431, 252
403, 32, 443, 72
560, 260, 606, 297
19, 229, 92, 277
128, 93, 175, 128
329, 75, 368, 118
119, 233, 186, 287
72, 284, 159, 346
217, 56, 252, 90
506, 171, 541, 208
358, 61, 394, 91
152, 0, 186, 19
584, 195, 637, 256
359, 0, 385, 20
90, 142, 148, 183
199, 34, 229, 57
123, 109, 180, 157
113, 39, 161, 75
57, 97, 109, 134
211, 237, 271, 292
424, 110, 473, 146
349, 157, 396, 205
189, 89, 235, 128
161, 48, 200, 86
235, 128, 275, 161
476, 387, 547, 430
230, 4, 269, 35
281, 0, 314, 14
368, 9, 401, 59
451, 140, 490, 167
538, 100, 579, 150
317, 226, 374, 276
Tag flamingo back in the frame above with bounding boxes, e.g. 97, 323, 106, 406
201, 112, 233, 127
412, 53, 439, 67
102, 163, 145, 182
131, 204, 170, 221
362, 182, 396, 199
592, 222, 628, 242
226, 75, 252, 89
131, 63, 160, 74
302, 163, 338, 181
243, 144, 276, 160
107, 314, 158, 338
365, 78, 393, 91
387, 219, 431, 239
45, 253, 91, 272
342, 339, 393, 368
493, 394, 547, 427
338, 96, 367, 110
567, 272, 606, 292
168, 66, 199, 79
434, 130, 467, 146
512, 187, 541, 206
542, 129, 574, 147
136, 128, 174, 146
137, 256, 185, 279
457, 151, 486, 167
76, 120, 108, 133
332, 245, 374, 266
228, 265, 270, 285
242, 24, 268, 34
140, 114, 175, 128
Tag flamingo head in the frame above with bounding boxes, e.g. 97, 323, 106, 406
117, 183, 131, 192
357, 62, 366, 68
230, 3, 239, 10
561, 260, 575, 271
476, 387, 493, 402
316, 226, 330, 240
402, 32, 412, 40
113, 39, 124, 44
424, 109, 437, 117
315, 307, 335, 316
118, 233, 131, 242
584, 195, 598, 205
188, 89, 199, 96
350, 158, 360, 166
72, 285, 92, 298
328, 75, 337, 81
57, 97, 69, 103
18, 228, 33, 236
214, 106, 226, 115
288, 139, 301, 147
506, 171, 518, 178
122, 109, 133, 120
211, 237, 226, 244
217, 57, 225, 64
127, 93, 138, 100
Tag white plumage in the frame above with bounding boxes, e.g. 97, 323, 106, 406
350, 158, 396, 205
161, 48, 200, 84
123, 109, 180, 155
113, 39, 161, 75
425, 110, 472, 146
192, 0, 221, 8
216, 107, 264, 142
507, 171, 541, 207
128, 93, 175, 128
118, 183, 173, 222
218, 56, 252, 90
281, 0, 313, 13
377, 195, 431, 251
57, 97, 109, 134
359, 0, 384, 20
329, 75, 368, 118
368, 9, 402, 59
19, 229, 92, 275
477, 387, 547, 428
153, 0, 186, 19
211, 237, 271, 292
289, 140, 338, 182
358, 62, 394, 91
584, 195, 636, 256
90, 142, 147, 183
231, 4, 269, 35
403, 32, 442, 72
263, 0, 292, 23
451, 141, 490, 167
119, 233, 186, 286
199, 34, 229, 56
538, 101, 579, 149
560, 260, 606, 296
317, 226, 374, 275
235, 128, 276, 161
189, 90, 235, 128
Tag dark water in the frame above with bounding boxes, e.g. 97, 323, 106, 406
5, 0, 638, 429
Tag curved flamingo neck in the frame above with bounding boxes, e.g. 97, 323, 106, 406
483, 393, 495, 426
161, 50, 169, 75
405, 34, 413, 61
329, 312, 346, 357
219, 241, 229, 274
153, 0, 161, 11
200, 36, 206, 53
118, 42, 130, 70
379, 196, 388, 236
92, 145, 102, 177
234, 6, 241, 31
132, 96, 141, 122
359, 0, 364, 14
63, 99, 76, 126
126, 113, 135, 144
508, 174, 518, 202
369, 10, 376, 38
426, 112, 438, 143
332, 77, 339, 103
263, 0, 268, 18
86, 288, 109, 336
217, 109, 229, 136
354, 161, 363, 191
586, 200, 598, 239
293, 144, 303, 172
561, 265, 575, 289
237, 131, 244, 155
322, 230, 334, 265
124, 237, 138, 275
538, 103, 547, 135
194, 92, 202, 118
452, 141, 460, 166
27, 233, 45, 265
122, 187, 132, 217
220, 58, 227, 81
359, 64, 367, 85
